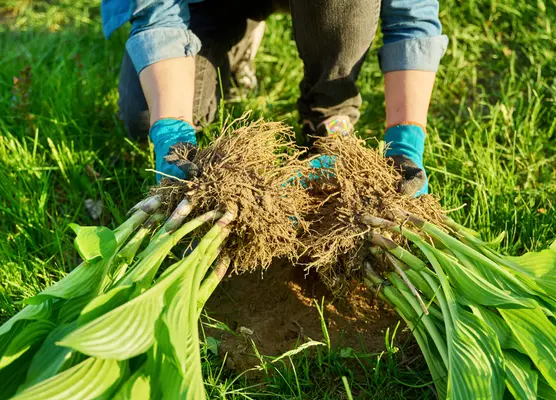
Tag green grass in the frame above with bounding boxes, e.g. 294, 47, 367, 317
0, 0, 554, 398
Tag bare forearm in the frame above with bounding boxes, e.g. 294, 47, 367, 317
384, 70, 436, 129
139, 57, 195, 125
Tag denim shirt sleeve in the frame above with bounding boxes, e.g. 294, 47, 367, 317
101, 0, 133, 38
102, 0, 202, 74
379, 0, 448, 73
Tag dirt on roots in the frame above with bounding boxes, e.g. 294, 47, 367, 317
149, 118, 314, 273
299, 135, 444, 294
150, 121, 444, 293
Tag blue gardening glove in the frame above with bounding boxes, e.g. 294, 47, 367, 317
385, 124, 428, 197
149, 119, 198, 183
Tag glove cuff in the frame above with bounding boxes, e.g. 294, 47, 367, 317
149, 118, 197, 147
384, 123, 426, 168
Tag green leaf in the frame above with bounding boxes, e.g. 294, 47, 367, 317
157, 224, 227, 400
157, 261, 206, 399
0, 320, 27, 357
0, 320, 55, 369
57, 293, 94, 323
0, 347, 36, 400
447, 308, 506, 400
471, 306, 524, 353
57, 275, 173, 360
499, 307, 556, 390
385, 296, 448, 398
509, 249, 556, 278
77, 284, 136, 326
25, 262, 105, 305
158, 355, 187, 400
436, 249, 534, 309
549, 240, 556, 253
113, 366, 151, 400
158, 266, 198, 365
94, 362, 131, 400
503, 350, 538, 400
410, 239, 505, 400
418, 222, 537, 298
69, 224, 118, 262
205, 337, 220, 356
506, 249, 556, 297
23, 322, 77, 389
12, 357, 123, 400
0, 302, 52, 337
538, 376, 556, 400
451, 248, 536, 299
478, 246, 554, 301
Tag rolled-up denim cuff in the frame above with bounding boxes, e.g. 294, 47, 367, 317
126, 27, 202, 74
379, 35, 448, 73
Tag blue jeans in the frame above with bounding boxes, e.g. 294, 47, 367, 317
116, 0, 447, 139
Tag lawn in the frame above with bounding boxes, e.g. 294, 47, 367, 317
0, 0, 554, 398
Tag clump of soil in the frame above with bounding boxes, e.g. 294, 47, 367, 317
205, 259, 403, 374
302, 135, 444, 293
149, 118, 314, 273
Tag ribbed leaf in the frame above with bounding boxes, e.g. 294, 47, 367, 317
508, 249, 556, 278
26, 261, 106, 305
503, 350, 538, 400
23, 322, 77, 389
143, 345, 164, 399
420, 222, 543, 305
0, 320, 55, 369
159, 260, 198, 370
0, 301, 52, 337
436, 250, 533, 309
159, 355, 187, 399
499, 308, 556, 390
0, 320, 26, 357
58, 286, 166, 360
411, 240, 505, 400
506, 250, 556, 297
113, 366, 151, 400
57, 293, 94, 324
158, 258, 206, 399
0, 347, 36, 400
94, 362, 131, 400
470, 306, 524, 353
478, 247, 553, 300
448, 308, 505, 400
12, 357, 122, 400
77, 284, 136, 326
57, 262, 186, 360
451, 248, 536, 298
